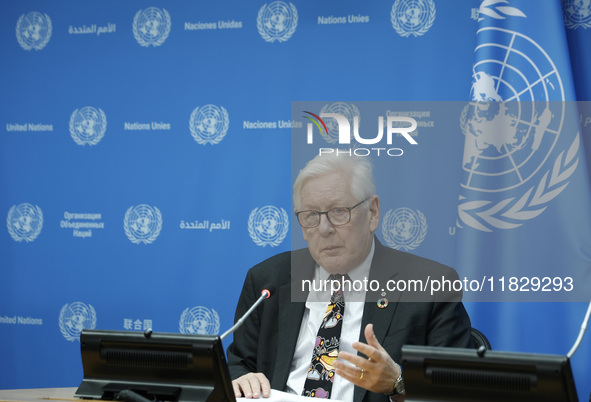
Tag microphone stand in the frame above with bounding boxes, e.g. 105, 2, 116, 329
220, 289, 271, 341
566, 301, 591, 359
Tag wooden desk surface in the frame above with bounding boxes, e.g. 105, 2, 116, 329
0, 388, 80, 402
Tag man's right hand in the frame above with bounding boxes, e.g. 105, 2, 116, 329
232, 372, 271, 399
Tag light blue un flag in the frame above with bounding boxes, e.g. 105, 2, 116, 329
455, 0, 591, 399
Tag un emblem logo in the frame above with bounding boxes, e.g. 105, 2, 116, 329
391, 0, 436, 38
133, 7, 171, 47
248, 205, 289, 247
562, 0, 591, 29
457, 26, 580, 232
16, 12, 52, 51
189, 105, 229, 145
179, 306, 220, 335
59, 302, 97, 342
257, 1, 298, 43
7, 203, 43, 242
382, 208, 427, 251
320, 102, 360, 144
124, 204, 163, 244
461, 82, 557, 193
69, 107, 107, 146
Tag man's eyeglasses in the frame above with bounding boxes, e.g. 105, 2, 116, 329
295, 198, 369, 228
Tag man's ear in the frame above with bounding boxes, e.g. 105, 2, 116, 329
369, 195, 380, 233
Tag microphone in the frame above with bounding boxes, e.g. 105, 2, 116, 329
566, 300, 591, 359
220, 286, 274, 341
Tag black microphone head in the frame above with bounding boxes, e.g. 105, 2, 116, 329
261, 285, 275, 299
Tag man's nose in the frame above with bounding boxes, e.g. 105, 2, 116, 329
317, 213, 335, 235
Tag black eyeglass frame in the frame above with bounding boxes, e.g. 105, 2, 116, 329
295, 197, 371, 228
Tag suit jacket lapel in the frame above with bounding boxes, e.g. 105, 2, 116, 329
272, 283, 306, 390
271, 249, 315, 390
361, 240, 403, 344
354, 240, 403, 402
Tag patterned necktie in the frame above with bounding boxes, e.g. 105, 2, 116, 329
302, 274, 348, 399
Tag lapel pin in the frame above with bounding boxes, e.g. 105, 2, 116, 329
377, 297, 389, 309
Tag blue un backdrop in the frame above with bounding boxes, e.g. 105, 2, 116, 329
1, 1, 590, 400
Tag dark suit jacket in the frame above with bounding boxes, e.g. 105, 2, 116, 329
227, 240, 472, 402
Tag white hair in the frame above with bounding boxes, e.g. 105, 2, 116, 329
293, 153, 376, 211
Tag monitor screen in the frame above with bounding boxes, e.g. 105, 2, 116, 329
401, 345, 578, 402
74, 329, 236, 402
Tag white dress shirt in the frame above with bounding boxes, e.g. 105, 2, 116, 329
285, 240, 375, 402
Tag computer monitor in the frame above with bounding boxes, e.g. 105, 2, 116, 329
74, 329, 236, 402
401, 345, 578, 402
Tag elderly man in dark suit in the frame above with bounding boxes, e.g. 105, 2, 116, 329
227, 153, 472, 401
